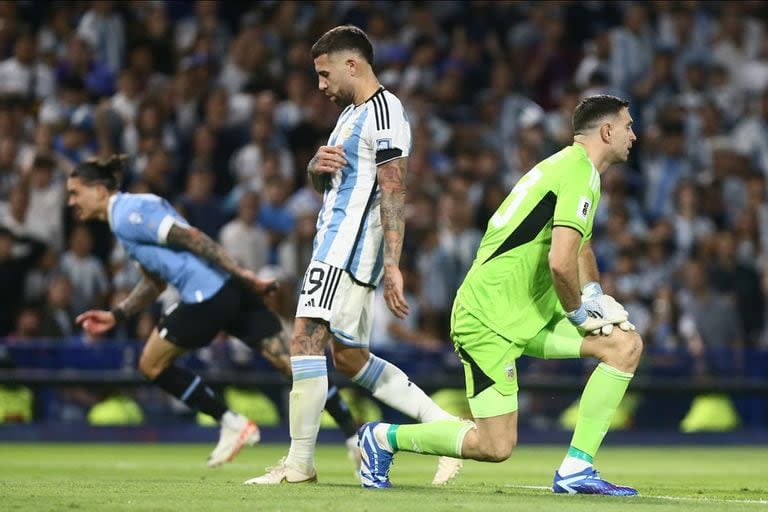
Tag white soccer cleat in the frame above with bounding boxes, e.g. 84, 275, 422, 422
432, 456, 463, 485
346, 434, 362, 480
207, 419, 260, 468
243, 457, 318, 485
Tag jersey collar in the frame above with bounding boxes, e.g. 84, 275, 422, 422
358, 85, 385, 108
107, 193, 120, 230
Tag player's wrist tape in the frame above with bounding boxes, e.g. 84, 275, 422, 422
566, 305, 587, 326
110, 307, 127, 323
581, 281, 603, 298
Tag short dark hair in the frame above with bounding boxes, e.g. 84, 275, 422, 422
310, 25, 374, 66
70, 154, 127, 191
572, 95, 630, 134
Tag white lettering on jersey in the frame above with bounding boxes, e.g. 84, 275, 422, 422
491, 167, 544, 228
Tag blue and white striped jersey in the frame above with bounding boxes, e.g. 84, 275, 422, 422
108, 192, 228, 303
312, 87, 411, 286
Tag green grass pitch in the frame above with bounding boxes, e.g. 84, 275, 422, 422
0, 443, 766, 511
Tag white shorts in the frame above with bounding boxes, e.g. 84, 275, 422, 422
296, 260, 375, 347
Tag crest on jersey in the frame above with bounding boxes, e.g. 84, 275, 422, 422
376, 138, 392, 151
128, 212, 143, 224
504, 363, 516, 381
577, 197, 591, 221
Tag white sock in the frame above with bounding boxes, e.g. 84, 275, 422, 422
352, 354, 454, 422
372, 423, 393, 452
221, 410, 245, 430
558, 456, 592, 476
285, 356, 327, 473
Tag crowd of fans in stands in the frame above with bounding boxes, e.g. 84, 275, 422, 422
1, 1, 768, 392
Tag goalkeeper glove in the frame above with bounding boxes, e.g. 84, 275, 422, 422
580, 282, 635, 335
566, 294, 628, 332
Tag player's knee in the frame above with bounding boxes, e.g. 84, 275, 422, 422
603, 330, 643, 373
482, 438, 516, 462
472, 432, 516, 462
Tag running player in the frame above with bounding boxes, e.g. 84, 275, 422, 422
357, 95, 643, 495
68, 156, 361, 469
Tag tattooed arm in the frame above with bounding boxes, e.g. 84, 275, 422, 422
76, 265, 165, 335
307, 158, 328, 193
377, 157, 410, 319
307, 144, 345, 193
112, 266, 166, 320
165, 223, 276, 295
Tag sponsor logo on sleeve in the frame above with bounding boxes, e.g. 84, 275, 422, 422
577, 197, 591, 221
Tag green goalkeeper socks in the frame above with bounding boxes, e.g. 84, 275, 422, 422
570, 362, 633, 458
386, 420, 475, 457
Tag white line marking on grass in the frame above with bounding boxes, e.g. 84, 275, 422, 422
503, 485, 768, 505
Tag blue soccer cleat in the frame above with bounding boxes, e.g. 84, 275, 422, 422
358, 422, 393, 489
552, 467, 638, 496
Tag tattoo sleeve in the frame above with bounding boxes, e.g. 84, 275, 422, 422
117, 269, 165, 317
377, 157, 408, 268
166, 223, 243, 279
307, 157, 327, 194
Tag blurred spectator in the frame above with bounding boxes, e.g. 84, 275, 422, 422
0, 227, 46, 335
76, 0, 125, 73
643, 120, 693, 221
219, 189, 269, 274
228, 113, 294, 201
8, 155, 65, 251
678, 259, 744, 356
372, 264, 443, 351
38, 274, 74, 337
277, 205, 317, 283
709, 230, 765, 345
672, 181, 715, 258
56, 35, 115, 99
731, 89, 768, 175
59, 224, 109, 315
175, 0, 231, 59
0, 28, 55, 101
175, 165, 227, 239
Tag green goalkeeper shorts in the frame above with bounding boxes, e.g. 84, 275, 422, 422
451, 302, 584, 418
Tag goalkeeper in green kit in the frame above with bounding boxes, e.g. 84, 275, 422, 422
358, 95, 642, 495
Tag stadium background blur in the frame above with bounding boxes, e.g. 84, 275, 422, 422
0, 0, 766, 434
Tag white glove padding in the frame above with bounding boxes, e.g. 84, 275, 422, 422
590, 320, 636, 336
567, 295, 628, 332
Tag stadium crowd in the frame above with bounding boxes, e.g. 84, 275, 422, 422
0, 0, 767, 427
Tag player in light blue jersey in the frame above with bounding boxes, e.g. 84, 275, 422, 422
246, 25, 462, 486
67, 156, 362, 470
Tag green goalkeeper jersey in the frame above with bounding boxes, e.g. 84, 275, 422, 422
455, 144, 601, 340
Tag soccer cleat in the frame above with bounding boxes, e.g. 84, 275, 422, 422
346, 434, 362, 480
207, 419, 260, 468
552, 467, 638, 496
432, 456, 463, 485
243, 457, 318, 485
358, 422, 393, 489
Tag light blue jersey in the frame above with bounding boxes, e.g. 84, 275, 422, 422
108, 193, 228, 303
312, 87, 411, 286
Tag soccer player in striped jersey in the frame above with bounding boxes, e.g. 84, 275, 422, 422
356, 96, 643, 495
67, 156, 361, 470
245, 25, 462, 486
